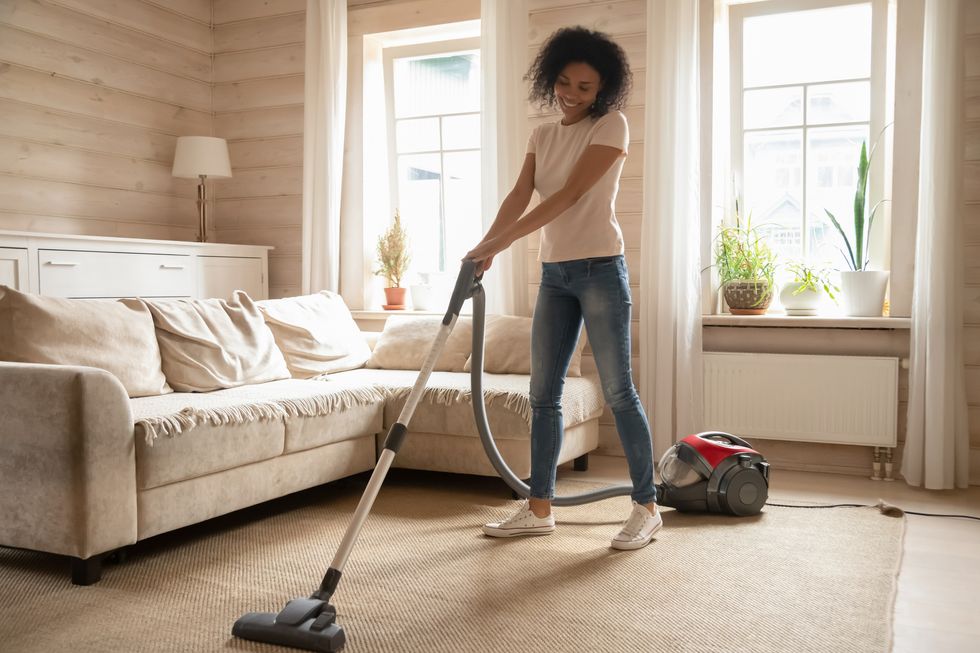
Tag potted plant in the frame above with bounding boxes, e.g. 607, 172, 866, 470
374, 209, 411, 310
714, 206, 778, 315
824, 131, 890, 317
779, 261, 839, 316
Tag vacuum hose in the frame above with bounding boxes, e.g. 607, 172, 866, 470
455, 259, 633, 506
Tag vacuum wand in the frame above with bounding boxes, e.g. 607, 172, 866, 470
312, 263, 484, 602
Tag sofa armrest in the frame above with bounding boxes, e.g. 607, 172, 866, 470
0, 362, 137, 560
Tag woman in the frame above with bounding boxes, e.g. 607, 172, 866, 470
465, 26, 659, 550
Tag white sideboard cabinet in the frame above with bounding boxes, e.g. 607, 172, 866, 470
0, 231, 272, 300
0, 246, 28, 291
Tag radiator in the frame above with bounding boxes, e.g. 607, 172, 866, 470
702, 352, 898, 447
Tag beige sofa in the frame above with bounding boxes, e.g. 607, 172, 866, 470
0, 290, 603, 585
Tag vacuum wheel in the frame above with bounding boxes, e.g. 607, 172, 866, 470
720, 469, 768, 516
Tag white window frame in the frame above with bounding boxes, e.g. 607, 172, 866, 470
729, 0, 890, 270
382, 37, 481, 275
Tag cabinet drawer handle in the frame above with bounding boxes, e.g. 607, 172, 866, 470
45, 261, 77, 267
159, 264, 186, 270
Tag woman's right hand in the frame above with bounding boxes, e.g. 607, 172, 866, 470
465, 237, 503, 273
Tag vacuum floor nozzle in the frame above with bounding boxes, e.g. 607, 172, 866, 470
232, 597, 346, 652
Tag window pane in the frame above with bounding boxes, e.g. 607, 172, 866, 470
397, 154, 443, 272
443, 150, 482, 272
806, 126, 870, 265
396, 117, 440, 153
807, 82, 871, 125
441, 114, 480, 150
744, 87, 803, 129
743, 4, 872, 87
744, 129, 803, 262
393, 51, 480, 118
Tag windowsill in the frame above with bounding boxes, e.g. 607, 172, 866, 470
354, 311, 910, 330
702, 314, 911, 329
352, 309, 457, 320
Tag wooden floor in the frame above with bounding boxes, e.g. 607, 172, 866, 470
563, 455, 980, 653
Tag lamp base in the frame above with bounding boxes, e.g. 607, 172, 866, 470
196, 176, 208, 242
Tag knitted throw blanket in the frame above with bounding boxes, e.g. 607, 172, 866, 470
131, 378, 387, 445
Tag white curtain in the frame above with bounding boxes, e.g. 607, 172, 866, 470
640, 0, 704, 459
302, 0, 347, 294
480, 0, 530, 316
902, 0, 969, 489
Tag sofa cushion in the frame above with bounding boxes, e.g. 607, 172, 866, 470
284, 403, 383, 454
131, 378, 388, 488
463, 314, 586, 376
135, 418, 285, 491
330, 369, 605, 439
257, 291, 372, 378
367, 315, 473, 372
0, 285, 171, 397
145, 291, 290, 392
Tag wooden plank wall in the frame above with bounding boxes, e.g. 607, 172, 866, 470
212, 0, 305, 299
525, 0, 646, 455
0, 0, 211, 240
964, 2, 980, 477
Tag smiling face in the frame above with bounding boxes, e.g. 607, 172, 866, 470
553, 61, 602, 124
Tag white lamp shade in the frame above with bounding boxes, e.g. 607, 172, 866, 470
172, 136, 232, 179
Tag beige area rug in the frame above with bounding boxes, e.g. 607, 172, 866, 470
0, 473, 904, 653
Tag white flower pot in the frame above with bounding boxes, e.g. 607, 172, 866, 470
410, 284, 433, 311
840, 270, 889, 317
779, 282, 822, 316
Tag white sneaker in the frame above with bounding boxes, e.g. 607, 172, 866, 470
611, 502, 662, 550
482, 500, 556, 537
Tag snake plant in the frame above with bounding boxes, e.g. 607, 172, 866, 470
824, 127, 890, 271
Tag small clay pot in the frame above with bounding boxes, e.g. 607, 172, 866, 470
383, 286, 406, 310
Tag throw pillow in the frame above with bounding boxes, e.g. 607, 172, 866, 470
145, 291, 290, 392
257, 291, 371, 378
463, 314, 586, 376
367, 315, 473, 372
0, 285, 171, 397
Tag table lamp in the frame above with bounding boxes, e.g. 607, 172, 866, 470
172, 136, 232, 242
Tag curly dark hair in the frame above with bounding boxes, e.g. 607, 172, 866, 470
525, 26, 632, 119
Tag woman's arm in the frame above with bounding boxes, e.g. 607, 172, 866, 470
482, 153, 536, 241
465, 143, 623, 264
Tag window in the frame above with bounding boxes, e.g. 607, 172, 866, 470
730, 0, 887, 270
383, 39, 482, 278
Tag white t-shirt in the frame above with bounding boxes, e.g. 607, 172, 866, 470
527, 110, 629, 262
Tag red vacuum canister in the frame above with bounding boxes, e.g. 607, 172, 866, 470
656, 432, 770, 515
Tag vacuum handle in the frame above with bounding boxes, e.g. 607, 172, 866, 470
443, 259, 481, 325
700, 431, 753, 449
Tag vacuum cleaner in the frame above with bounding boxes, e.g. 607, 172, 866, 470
657, 432, 769, 515
232, 259, 770, 652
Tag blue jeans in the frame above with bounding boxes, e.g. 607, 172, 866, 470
528, 255, 656, 504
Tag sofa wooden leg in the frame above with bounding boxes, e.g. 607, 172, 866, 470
573, 454, 589, 472
71, 555, 103, 585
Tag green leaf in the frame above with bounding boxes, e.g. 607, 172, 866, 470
825, 209, 856, 270
853, 141, 869, 271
